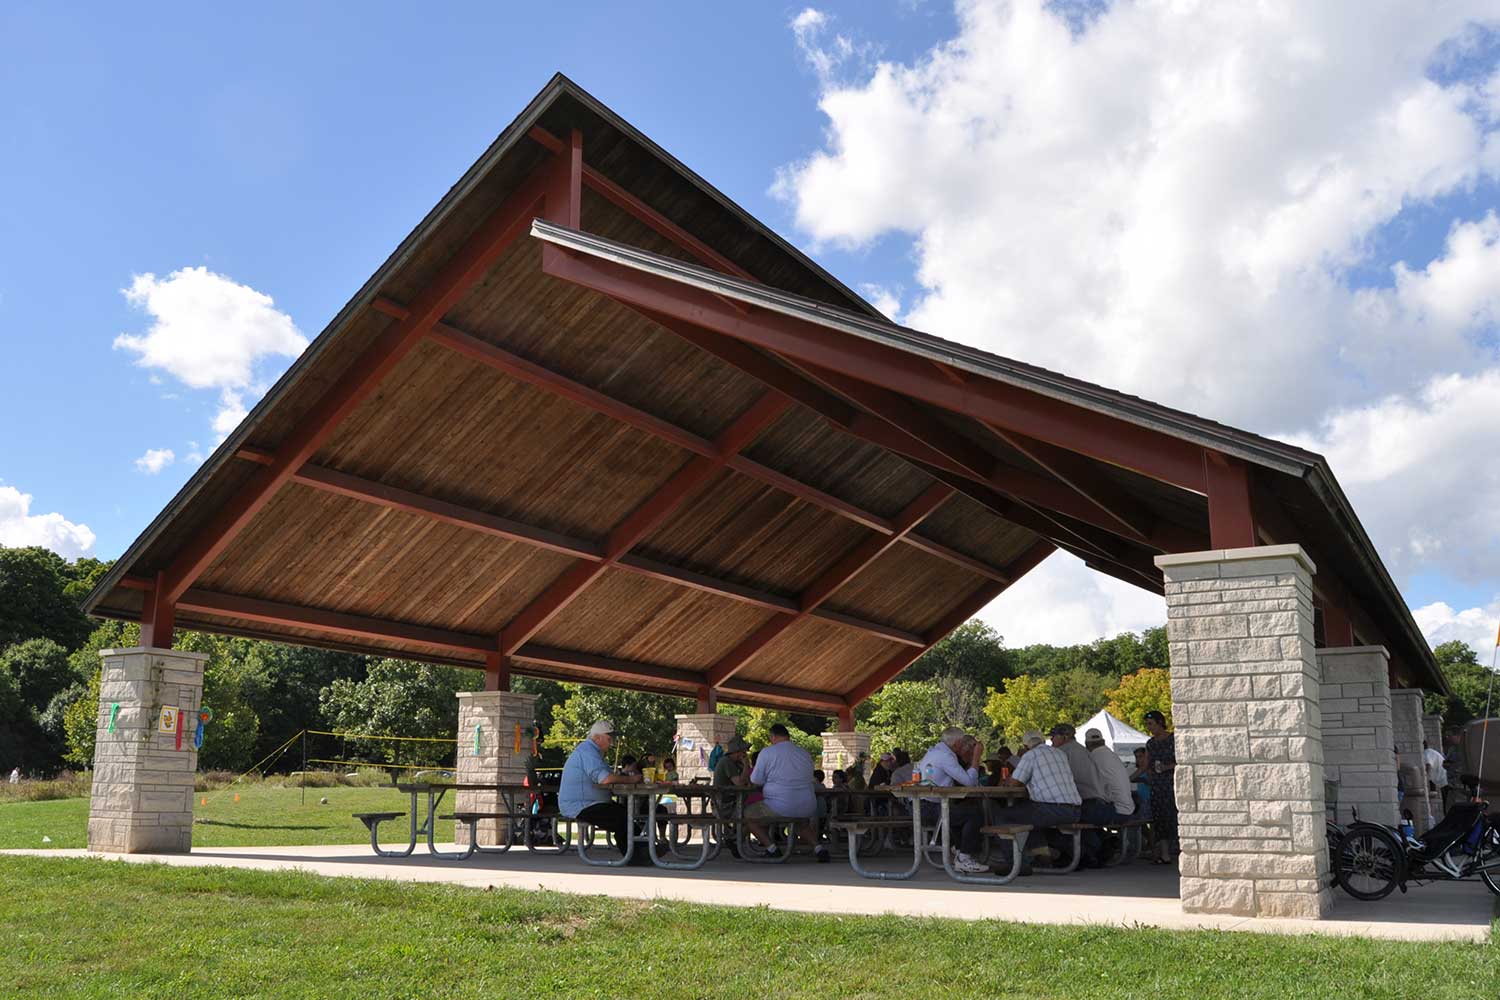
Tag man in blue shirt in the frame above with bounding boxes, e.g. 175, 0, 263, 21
559, 720, 647, 865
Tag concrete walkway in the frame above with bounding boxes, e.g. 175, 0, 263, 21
7, 844, 1492, 942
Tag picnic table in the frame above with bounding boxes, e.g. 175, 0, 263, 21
355, 781, 561, 860
822, 784, 1032, 884
578, 781, 721, 870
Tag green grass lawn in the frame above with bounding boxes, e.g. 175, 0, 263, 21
1, 856, 1495, 1000
0, 782, 411, 850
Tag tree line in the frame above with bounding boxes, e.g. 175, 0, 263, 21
4, 544, 1490, 776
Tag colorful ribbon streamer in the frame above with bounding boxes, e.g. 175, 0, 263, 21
513, 723, 522, 753
107, 703, 119, 733
473, 724, 483, 755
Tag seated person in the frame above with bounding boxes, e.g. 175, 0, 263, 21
1001, 732, 1082, 874
829, 769, 847, 788
846, 753, 869, 792
712, 736, 752, 856
661, 756, 679, 783
558, 720, 648, 865
1048, 723, 1108, 867
870, 752, 895, 788
915, 727, 987, 874
1086, 729, 1136, 821
815, 769, 828, 786
1130, 747, 1152, 821
746, 724, 828, 862
889, 748, 914, 786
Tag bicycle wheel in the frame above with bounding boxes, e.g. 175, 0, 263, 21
1335, 825, 1403, 900
1477, 827, 1500, 897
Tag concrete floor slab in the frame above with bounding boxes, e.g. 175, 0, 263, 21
6, 844, 1492, 942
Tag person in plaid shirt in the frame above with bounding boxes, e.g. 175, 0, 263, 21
1001, 731, 1083, 873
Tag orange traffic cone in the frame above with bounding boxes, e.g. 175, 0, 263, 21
200, 796, 207, 805
233, 793, 240, 802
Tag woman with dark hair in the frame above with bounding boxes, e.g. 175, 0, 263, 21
1143, 710, 1177, 864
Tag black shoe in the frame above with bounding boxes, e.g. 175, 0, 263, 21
816, 847, 831, 864
627, 852, 654, 867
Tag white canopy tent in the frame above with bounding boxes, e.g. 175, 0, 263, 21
1077, 708, 1149, 761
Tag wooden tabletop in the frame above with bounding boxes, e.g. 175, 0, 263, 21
395, 782, 557, 793
880, 783, 1027, 799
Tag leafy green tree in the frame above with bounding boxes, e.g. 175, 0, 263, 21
61, 668, 102, 768
1105, 667, 1173, 730
856, 680, 946, 756
983, 674, 1065, 745
514, 676, 570, 766
61, 557, 112, 606
236, 642, 371, 760
319, 659, 479, 768
0, 665, 51, 771
719, 704, 820, 756
544, 685, 690, 762
1425, 641, 1497, 725
0, 546, 92, 651
1051, 666, 1116, 726
904, 620, 1011, 688
0, 637, 77, 715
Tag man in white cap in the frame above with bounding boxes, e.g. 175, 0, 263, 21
1085, 727, 1136, 821
559, 720, 649, 865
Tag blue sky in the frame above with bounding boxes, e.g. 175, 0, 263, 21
2, 2, 1497, 651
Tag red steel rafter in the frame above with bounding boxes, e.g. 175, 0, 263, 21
227, 450, 924, 645
1204, 449, 1257, 549
369, 297, 1017, 569
171, 587, 840, 713
154, 156, 569, 611
538, 237, 1209, 492
496, 394, 790, 658
705, 484, 953, 688
844, 539, 1056, 706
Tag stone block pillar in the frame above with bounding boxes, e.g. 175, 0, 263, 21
1316, 646, 1397, 827
88, 647, 209, 854
454, 690, 537, 846
1156, 545, 1331, 920
1391, 688, 1434, 832
673, 713, 738, 782
820, 731, 872, 786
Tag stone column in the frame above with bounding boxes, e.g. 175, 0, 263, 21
673, 713, 738, 781
1316, 646, 1397, 827
1156, 545, 1331, 920
88, 646, 209, 854
454, 690, 537, 846
1390, 688, 1433, 832
821, 731, 872, 786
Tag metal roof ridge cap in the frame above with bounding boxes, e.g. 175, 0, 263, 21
531, 219, 1315, 478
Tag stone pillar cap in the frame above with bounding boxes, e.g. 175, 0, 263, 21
98, 646, 211, 662
1154, 543, 1316, 576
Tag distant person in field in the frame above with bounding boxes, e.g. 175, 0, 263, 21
7, 767, 17, 784
558, 720, 648, 866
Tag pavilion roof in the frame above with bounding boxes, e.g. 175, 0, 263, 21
85, 74, 1444, 705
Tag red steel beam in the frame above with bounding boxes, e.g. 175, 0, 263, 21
139, 570, 175, 649
226, 451, 921, 645
528, 125, 756, 281
172, 585, 841, 713
539, 237, 1209, 493
705, 484, 953, 687
375, 299, 1028, 570
844, 539, 1056, 706
497, 393, 789, 656
642, 304, 1198, 573
177, 588, 496, 656
1204, 450, 1257, 549
795, 356, 1200, 553
155, 159, 563, 606
514, 645, 845, 713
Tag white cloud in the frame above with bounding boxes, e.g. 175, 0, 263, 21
1413, 598, 1500, 654
1289, 367, 1500, 582
0, 485, 95, 559
133, 448, 176, 475
779, 1, 1500, 637
115, 266, 306, 439
975, 550, 1165, 648
859, 283, 902, 320
777, 1, 1500, 429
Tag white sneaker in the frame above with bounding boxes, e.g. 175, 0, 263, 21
954, 852, 989, 874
